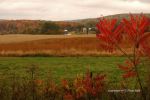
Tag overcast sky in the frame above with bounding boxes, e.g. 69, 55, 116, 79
0, 0, 149, 21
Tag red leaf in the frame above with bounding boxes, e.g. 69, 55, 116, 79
111, 19, 117, 31
123, 14, 149, 44
118, 64, 130, 71
122, 71, 137, 78
64, 93, 73, 100
96, 18, 122, 52
61, 79, 69, 89
138, 32, 150, 45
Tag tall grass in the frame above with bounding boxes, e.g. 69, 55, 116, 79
0, 65, 149, 100
0, 37, 132, 56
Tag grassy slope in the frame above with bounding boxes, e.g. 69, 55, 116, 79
0, 57, 147, 87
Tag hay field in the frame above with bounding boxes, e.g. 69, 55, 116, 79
0, 34, 95, 44
0, 34, 131, 56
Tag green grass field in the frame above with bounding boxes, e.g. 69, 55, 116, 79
0, 57, 147, 87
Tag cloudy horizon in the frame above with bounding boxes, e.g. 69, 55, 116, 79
0, 0, 150, 21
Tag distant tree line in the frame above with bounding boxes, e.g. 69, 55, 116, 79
0, 20, 98, 35
0, 14, 149, 35
0, 20, 82, 35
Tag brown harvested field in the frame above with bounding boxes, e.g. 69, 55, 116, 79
0, 34, 95, 44
0, 34, 132, 56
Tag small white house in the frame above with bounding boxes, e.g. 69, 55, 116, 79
82, 27, 87, 33
64, 29, 68, 34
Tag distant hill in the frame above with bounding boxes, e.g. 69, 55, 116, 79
68, 13, 150, 27
0, 13, 149, 34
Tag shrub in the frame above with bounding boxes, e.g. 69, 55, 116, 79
96, 14, 150, 100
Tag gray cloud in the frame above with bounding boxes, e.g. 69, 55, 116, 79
125, 0, 150, 3
0, 0, 149, 20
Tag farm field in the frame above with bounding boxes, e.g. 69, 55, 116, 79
0, 34, 95, 44
0, 34, 132, 56
0, 1, 149, 98
0, 57, 147, 87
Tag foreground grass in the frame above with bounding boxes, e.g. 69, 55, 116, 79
0, 57, 147, 87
